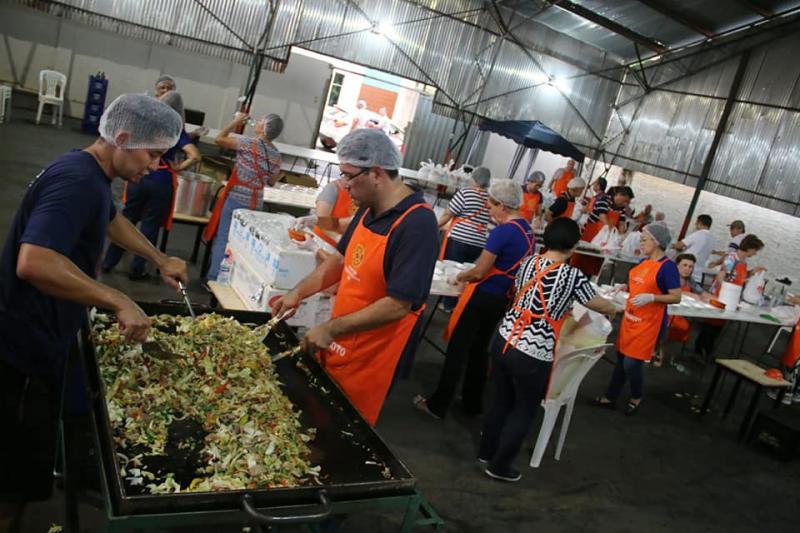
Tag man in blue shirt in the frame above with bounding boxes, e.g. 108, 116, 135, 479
0, 94, 189, 528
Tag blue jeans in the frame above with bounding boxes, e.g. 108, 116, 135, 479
605, 351, 645, 400
441, 237, 483, 310
207, 196, 248, 280
103, 178, 172, 275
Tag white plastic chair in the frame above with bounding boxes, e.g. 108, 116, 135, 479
529, 343, 612, 468
36, 70, 67, 126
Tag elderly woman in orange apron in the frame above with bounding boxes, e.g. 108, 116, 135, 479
476, 218, 616, 482
204, 111, 283, 280
270, 129, 439, 426
436, 166, 492, 311
413, 180, 534, 419
545, 177, 585, 223
593, 223, 682, 415
519, 171, 545, 224
102, 91, 201, 280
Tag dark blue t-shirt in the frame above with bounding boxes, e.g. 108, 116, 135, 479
147, 129, 191, 185
0, 150, 116, 382
337, 190, 438, 310
479, 219, 534, 296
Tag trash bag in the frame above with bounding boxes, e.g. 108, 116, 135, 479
556, 304, 613, 357
590, 225, 622, 251
621, 231, 641, 257
742, 271, 766, 304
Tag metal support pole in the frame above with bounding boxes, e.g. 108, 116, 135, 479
507, 145, 524, 179
522, 148, 539, 183
463, 130, 483, 166
679, 50, 751, 240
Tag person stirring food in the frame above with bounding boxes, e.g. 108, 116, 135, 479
271, 129, 438, 426
0, 95, 189, 531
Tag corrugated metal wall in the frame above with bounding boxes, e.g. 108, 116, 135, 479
599, 24, 800, 216
15, 0, 622, 162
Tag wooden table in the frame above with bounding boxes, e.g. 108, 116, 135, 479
207, 281, 250, 311
700, 358, 792, 440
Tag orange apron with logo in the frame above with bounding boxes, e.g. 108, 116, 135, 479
782, 323, 800, 369
666, 285, 694, 343
553, 194, 576, 220
438, 189, 488, 260
572, 208, 622, 276
313, 179, 357, 247
552, 169, 575, 197
443, 220, 533, 341
617, 258, 667, 361
203, 141, 269, 242
319, 203, 430, 426
519, 190, 542, 223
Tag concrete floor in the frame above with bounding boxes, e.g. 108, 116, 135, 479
1, 93, 798, 532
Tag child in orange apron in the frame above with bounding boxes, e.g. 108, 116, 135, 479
414, 181, 533, 419
593, 224, 682, 416
476, 218, 617, 482
519, 171, 545, 223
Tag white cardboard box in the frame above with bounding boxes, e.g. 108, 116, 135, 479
231, 252, 332, 328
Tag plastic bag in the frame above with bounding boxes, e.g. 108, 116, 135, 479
742, 271, 766, 304
590, 225, 622, 251
556, 304, 613, 357
621, 231, 641, 257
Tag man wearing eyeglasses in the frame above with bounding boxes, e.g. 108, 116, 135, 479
272, 129, 438, 426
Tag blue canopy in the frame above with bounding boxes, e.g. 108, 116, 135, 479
478, 119, 585, 163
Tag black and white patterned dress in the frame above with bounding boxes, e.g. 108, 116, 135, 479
498, 255, 596, 362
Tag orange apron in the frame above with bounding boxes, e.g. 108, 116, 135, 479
121, 161, 179, 231
519, 190, 542, 223
312, 179, 357, 247
666, 285, 694, 343
552, 169, 575, 197
203, 141, 269, 242
782, 323, 800, 369
438, 189, 488, 260
553, 195, 576, 220
617, 258, 667, 361
501, 257, 566, 356
443, 220, 533, 342
319, 203, 430, 426
571, 208, 622, 276
706, 260, 748, 327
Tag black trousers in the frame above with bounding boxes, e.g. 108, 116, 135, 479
427, 288, 508, 418
478, 335, 552, 474
695, 322, 724, 357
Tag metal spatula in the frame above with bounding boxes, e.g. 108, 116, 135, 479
142, 341, 179, 360
257, 310, 290, 343
177, 281, 196, 318
271, 345, 302, 363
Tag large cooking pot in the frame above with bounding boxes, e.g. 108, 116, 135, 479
175, 172, 218, 217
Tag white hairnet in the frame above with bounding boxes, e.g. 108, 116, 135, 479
337, 128, 402, 170
262, 113, 284, 140
156, 74, 176, 88
489, 179, 522, 209
159, 91, 184, 122
99, 94, 182, 150
643, 223, 672, 250
471, 166, 491, 189
567, 177, 586, 189
526, 171, 545, 183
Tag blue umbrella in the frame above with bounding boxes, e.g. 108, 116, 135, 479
478, 119, 585, 162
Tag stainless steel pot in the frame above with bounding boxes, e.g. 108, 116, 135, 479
175, 172, 217, 217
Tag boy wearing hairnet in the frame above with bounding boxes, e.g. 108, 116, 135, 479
0, 94, 189, 528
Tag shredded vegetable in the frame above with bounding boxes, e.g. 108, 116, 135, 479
93, 313, 317, 493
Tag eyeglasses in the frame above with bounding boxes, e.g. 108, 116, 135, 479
340, 167, 369, 181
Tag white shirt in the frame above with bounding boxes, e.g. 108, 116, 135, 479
682, 228, 715, 281
728, 233, 745, 252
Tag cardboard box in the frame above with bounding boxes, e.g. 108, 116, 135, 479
231, 252, 332, 328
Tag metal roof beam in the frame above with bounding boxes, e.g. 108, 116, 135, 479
547, 0, 668, 54
633, 0, 716, 37
734, 0, 773, 18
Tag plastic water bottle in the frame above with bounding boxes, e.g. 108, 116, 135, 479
217, 250, 234, 286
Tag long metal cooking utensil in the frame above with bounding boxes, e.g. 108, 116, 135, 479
258, 310, 290, 343
177, 281, 196, 318
271, 345, 303, 363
